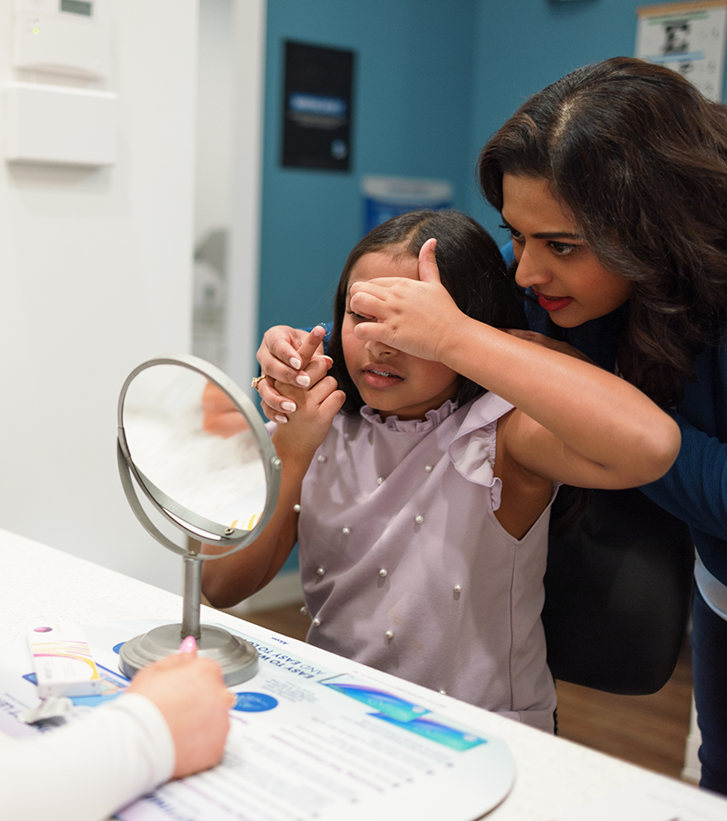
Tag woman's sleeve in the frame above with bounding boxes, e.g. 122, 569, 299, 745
3, 693, 174, 821
640, 411, 727, 540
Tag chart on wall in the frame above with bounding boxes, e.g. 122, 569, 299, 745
636, 1, 727, 101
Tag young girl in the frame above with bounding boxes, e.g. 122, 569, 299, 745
203, 210, 679, 732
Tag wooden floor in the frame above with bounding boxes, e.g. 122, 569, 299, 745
242, 602, 694, 781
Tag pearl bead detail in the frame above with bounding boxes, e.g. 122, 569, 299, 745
342, 527, 351, 535
378, 568, 388, 578
414, 514, 424, 524
377, 477, 383, 485
439, 689, 447, 695
312, 617, 320, 626
293, 504, 301, 513
317, 454, 327, 463
425, 464, 433, 472
316, 567, 325, 576
454, 584, 462, 593
385, 630, 394, 640
300, 606, 308, 615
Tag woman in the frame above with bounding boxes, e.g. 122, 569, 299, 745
256, 57, 727, 795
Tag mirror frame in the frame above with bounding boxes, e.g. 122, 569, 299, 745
117, 354, 282, 559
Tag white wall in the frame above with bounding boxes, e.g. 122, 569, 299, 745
226, 0, 266, 393
195, 0, 236, 246
194, 0, 264, 391
0, 0, 199, 593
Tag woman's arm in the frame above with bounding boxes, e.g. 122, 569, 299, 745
202, 336, 345, 608
641, 413, 727, 539
350, 239, 680, 491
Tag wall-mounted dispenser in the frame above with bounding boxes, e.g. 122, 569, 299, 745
5, 0, 117, 167
13, 0, 111, 80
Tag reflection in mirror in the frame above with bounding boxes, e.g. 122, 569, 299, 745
122, 364, 266, 533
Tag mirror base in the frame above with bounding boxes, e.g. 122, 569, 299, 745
119, 623, 259, 686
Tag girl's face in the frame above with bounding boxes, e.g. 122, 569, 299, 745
342, 249, 459, 420
501, 174, 634, 327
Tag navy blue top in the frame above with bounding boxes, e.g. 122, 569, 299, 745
501, 241, 727, 586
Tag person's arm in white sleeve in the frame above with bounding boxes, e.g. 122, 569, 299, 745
2, 647, 233, 821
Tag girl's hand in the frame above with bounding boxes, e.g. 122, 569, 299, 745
349, 239, 464, 363
271, 374, 345, 465
256, 326, 331, 419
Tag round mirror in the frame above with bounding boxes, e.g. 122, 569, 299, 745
116, 355, 282, 685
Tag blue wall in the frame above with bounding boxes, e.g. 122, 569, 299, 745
468, 0, 659, 241
259, 0, 479, 340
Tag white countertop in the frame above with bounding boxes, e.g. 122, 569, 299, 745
2, 527, 722, 820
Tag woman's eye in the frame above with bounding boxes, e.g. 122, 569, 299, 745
549, 241, 577, 256
500, 223, 523, 242
346, 309, 369, 322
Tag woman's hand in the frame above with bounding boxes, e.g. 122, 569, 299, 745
349, 239, 465, 363
256, 325, 331, 419
127, 646, 234, 779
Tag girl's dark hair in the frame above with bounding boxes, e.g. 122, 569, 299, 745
479, 56, 727, 408
327, 209, 527, 415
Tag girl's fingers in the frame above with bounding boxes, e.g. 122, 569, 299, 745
301, 355, 333, 388
295, 326, 327, 371
307, 375, 342, 403
320, 389, 347, 421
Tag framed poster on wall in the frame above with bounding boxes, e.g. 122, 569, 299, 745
282, 41, 355, 171
636, 1, 727, 101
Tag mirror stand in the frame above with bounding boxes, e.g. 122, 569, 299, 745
116, 355, 282, 687
118, 554, 259, 686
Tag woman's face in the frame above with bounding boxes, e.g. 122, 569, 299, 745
501, 174, 633, 327
342, 250, 459, 421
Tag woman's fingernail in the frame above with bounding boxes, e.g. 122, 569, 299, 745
296, 374, 311, 387
275, 415, 288, 424
323, 356, 334, 365
281, 401, 297, 412
290, 357, 302, 370
179, 636, 197, 653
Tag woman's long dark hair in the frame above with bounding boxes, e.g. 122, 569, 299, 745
327, 209, 527, 415
479, 56, 727, 408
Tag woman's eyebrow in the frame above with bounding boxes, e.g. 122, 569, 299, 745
533, 231, 583, 240
501, 216, 583, 241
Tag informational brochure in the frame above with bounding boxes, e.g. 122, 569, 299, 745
0, 620, 515, 821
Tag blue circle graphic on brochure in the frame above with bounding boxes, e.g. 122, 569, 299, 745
233, 692, 278, 712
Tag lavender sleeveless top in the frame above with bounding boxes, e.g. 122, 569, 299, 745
298, 392, 557, 732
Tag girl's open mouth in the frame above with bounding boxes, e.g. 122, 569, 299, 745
363, 368, 403, 388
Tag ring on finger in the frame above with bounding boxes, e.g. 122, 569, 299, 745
251, 374, 268, 391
